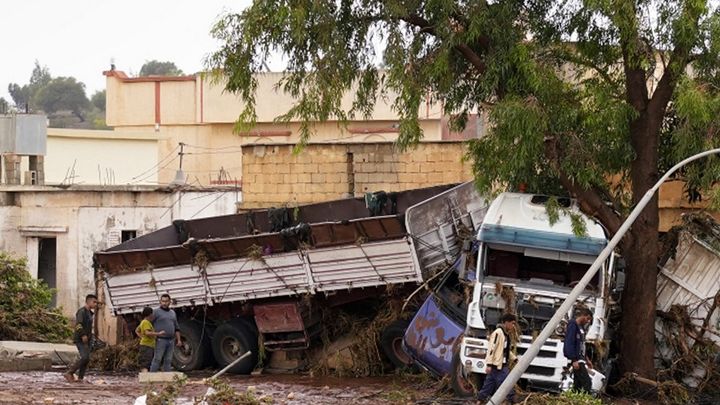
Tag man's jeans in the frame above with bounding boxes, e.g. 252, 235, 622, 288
67, 342, 91, 379
573, 362, 592, 393
150, 338, 175, 372
478, 365, 515, 402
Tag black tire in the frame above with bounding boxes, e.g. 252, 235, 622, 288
211, 319, 259, 374
450, 350, 484, 398
380, 319, 416, 370
172, 319, 211, 371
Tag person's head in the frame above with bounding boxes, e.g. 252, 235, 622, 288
141, 306, 153, 320
159, 294, 172, 310
500, 313, 517, 332
85, 294, 98, 310
575, 307, 593, 326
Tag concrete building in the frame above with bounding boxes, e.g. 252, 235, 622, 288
103, 69, 482, 188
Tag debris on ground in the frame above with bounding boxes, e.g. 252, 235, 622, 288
517, 390, 603, 405
310, 298, 405, 377
0, 253, 72, 343
90, 339, 140, 371
202, 378, 272, 405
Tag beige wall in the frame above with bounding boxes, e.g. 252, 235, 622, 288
239, 142, 473, 209
45, 129, 159, 185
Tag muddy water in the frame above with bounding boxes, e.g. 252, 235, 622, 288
0, 371, 453, 405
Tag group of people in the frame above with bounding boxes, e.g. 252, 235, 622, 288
477, 307, 595, 404
63, 293, 181, 383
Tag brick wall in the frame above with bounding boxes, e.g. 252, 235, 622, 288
240, 142, 472, 209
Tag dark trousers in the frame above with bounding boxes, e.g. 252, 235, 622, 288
478, 365, 515, 401
573, 362, 592, 393
67, 342, 91, 379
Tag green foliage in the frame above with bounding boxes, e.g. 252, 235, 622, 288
0, 97, 8, 113
0, 252, 72, 343
91, 90, 106, 112
7, 60, 51, 110
522, 390, 603, 405
32, 77, 90, 120
199, 379, 271, 405
139, 60, 184, 77
146, 374, 187, 405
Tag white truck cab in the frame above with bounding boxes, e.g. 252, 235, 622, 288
458, 193, 617, 393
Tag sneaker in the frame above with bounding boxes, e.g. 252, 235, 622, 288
63, 373, 74, 383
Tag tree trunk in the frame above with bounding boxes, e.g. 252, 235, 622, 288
619, 224, 659, 378
618, 111, 661, 378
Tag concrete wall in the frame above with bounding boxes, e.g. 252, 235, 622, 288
45, 129, 159, 185
239, 142, 472, 209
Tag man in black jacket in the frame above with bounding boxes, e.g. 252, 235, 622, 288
64, 294, 97, 383
563, 307, 593, 393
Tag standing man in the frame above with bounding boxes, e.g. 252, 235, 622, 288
563, 307, 594, 393
64, 294, 97, 383
149, 293, 182, 372
477, 313, 518, 403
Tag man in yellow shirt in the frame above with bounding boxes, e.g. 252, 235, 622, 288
136, 307, 165, 371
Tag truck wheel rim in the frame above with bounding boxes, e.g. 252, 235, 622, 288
392, 337, 412, 365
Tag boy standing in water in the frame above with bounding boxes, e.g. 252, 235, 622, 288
136, 306, 165, 371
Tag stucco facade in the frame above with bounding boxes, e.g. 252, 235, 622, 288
0, 186, 240, 323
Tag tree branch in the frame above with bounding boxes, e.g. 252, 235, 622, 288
614, 1, 648, 111
544, 135, 625, 238
401, 14, 487, 74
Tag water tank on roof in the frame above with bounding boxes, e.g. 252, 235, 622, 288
0, 114, 47, 155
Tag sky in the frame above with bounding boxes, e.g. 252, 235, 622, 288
0, 0, 253, 102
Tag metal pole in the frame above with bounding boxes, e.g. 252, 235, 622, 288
209, 350, 252, 380
489, 148, 720, 404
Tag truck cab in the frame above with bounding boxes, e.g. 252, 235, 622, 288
459, 193, 617, 393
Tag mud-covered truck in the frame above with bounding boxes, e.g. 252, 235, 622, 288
94, 185, 456, 373
397, 189, 622, 396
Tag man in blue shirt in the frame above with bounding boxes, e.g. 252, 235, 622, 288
149, 293, 182, 372
563, 307, 593, 393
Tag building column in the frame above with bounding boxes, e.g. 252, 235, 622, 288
29, 155, 45, 185
3, 154, 21, 185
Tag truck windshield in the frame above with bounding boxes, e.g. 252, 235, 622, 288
435, 269, 470, 325
485, 247, 599, 288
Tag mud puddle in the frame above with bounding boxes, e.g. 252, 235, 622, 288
0, 371, 452, 405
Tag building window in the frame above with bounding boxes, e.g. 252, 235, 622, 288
121, 230, 137, 243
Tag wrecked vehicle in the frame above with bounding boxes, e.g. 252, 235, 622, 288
393, 188, 623, 396
94, 184, 455, 373
656, 214, 720, 390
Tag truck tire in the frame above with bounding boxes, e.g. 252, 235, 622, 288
380, 319, 416, 370
172, 319, 211, 371
211, 319, 259, 374
450, 350, 484, 398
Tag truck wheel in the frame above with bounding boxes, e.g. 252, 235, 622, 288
450, 351, 483, 398
173, 320, 211, 371
380, 319, 416, 370
211, 319, 259, 374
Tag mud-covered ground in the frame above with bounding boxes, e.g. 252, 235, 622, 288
0, 371, 462, 405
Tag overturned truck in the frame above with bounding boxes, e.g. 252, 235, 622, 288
94, 185, 459, 373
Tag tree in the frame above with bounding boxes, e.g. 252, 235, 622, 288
139, 60, 184, 77
32, 77, 90, 121
7, 60, 51, 110
206, 0, 720, 380
91, 90, 106, 112
0, 97, 8, 114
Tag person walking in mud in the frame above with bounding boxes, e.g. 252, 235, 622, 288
149, 293, 182, 372
477, 313, 518, 404
136, 306, 165, 372
64, 294, 97, 383
563, 307, 594, 393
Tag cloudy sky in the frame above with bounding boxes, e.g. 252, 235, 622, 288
0, 0, 253, 101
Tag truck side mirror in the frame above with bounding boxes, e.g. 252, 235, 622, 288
614, 269, 626, 294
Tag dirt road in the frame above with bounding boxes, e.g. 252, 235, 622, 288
0, 371, 456, 405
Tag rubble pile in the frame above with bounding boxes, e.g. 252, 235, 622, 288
0, 253, 72, 343
90, 339, 140, 371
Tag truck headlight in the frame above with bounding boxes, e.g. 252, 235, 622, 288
464, 346, 487, 359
